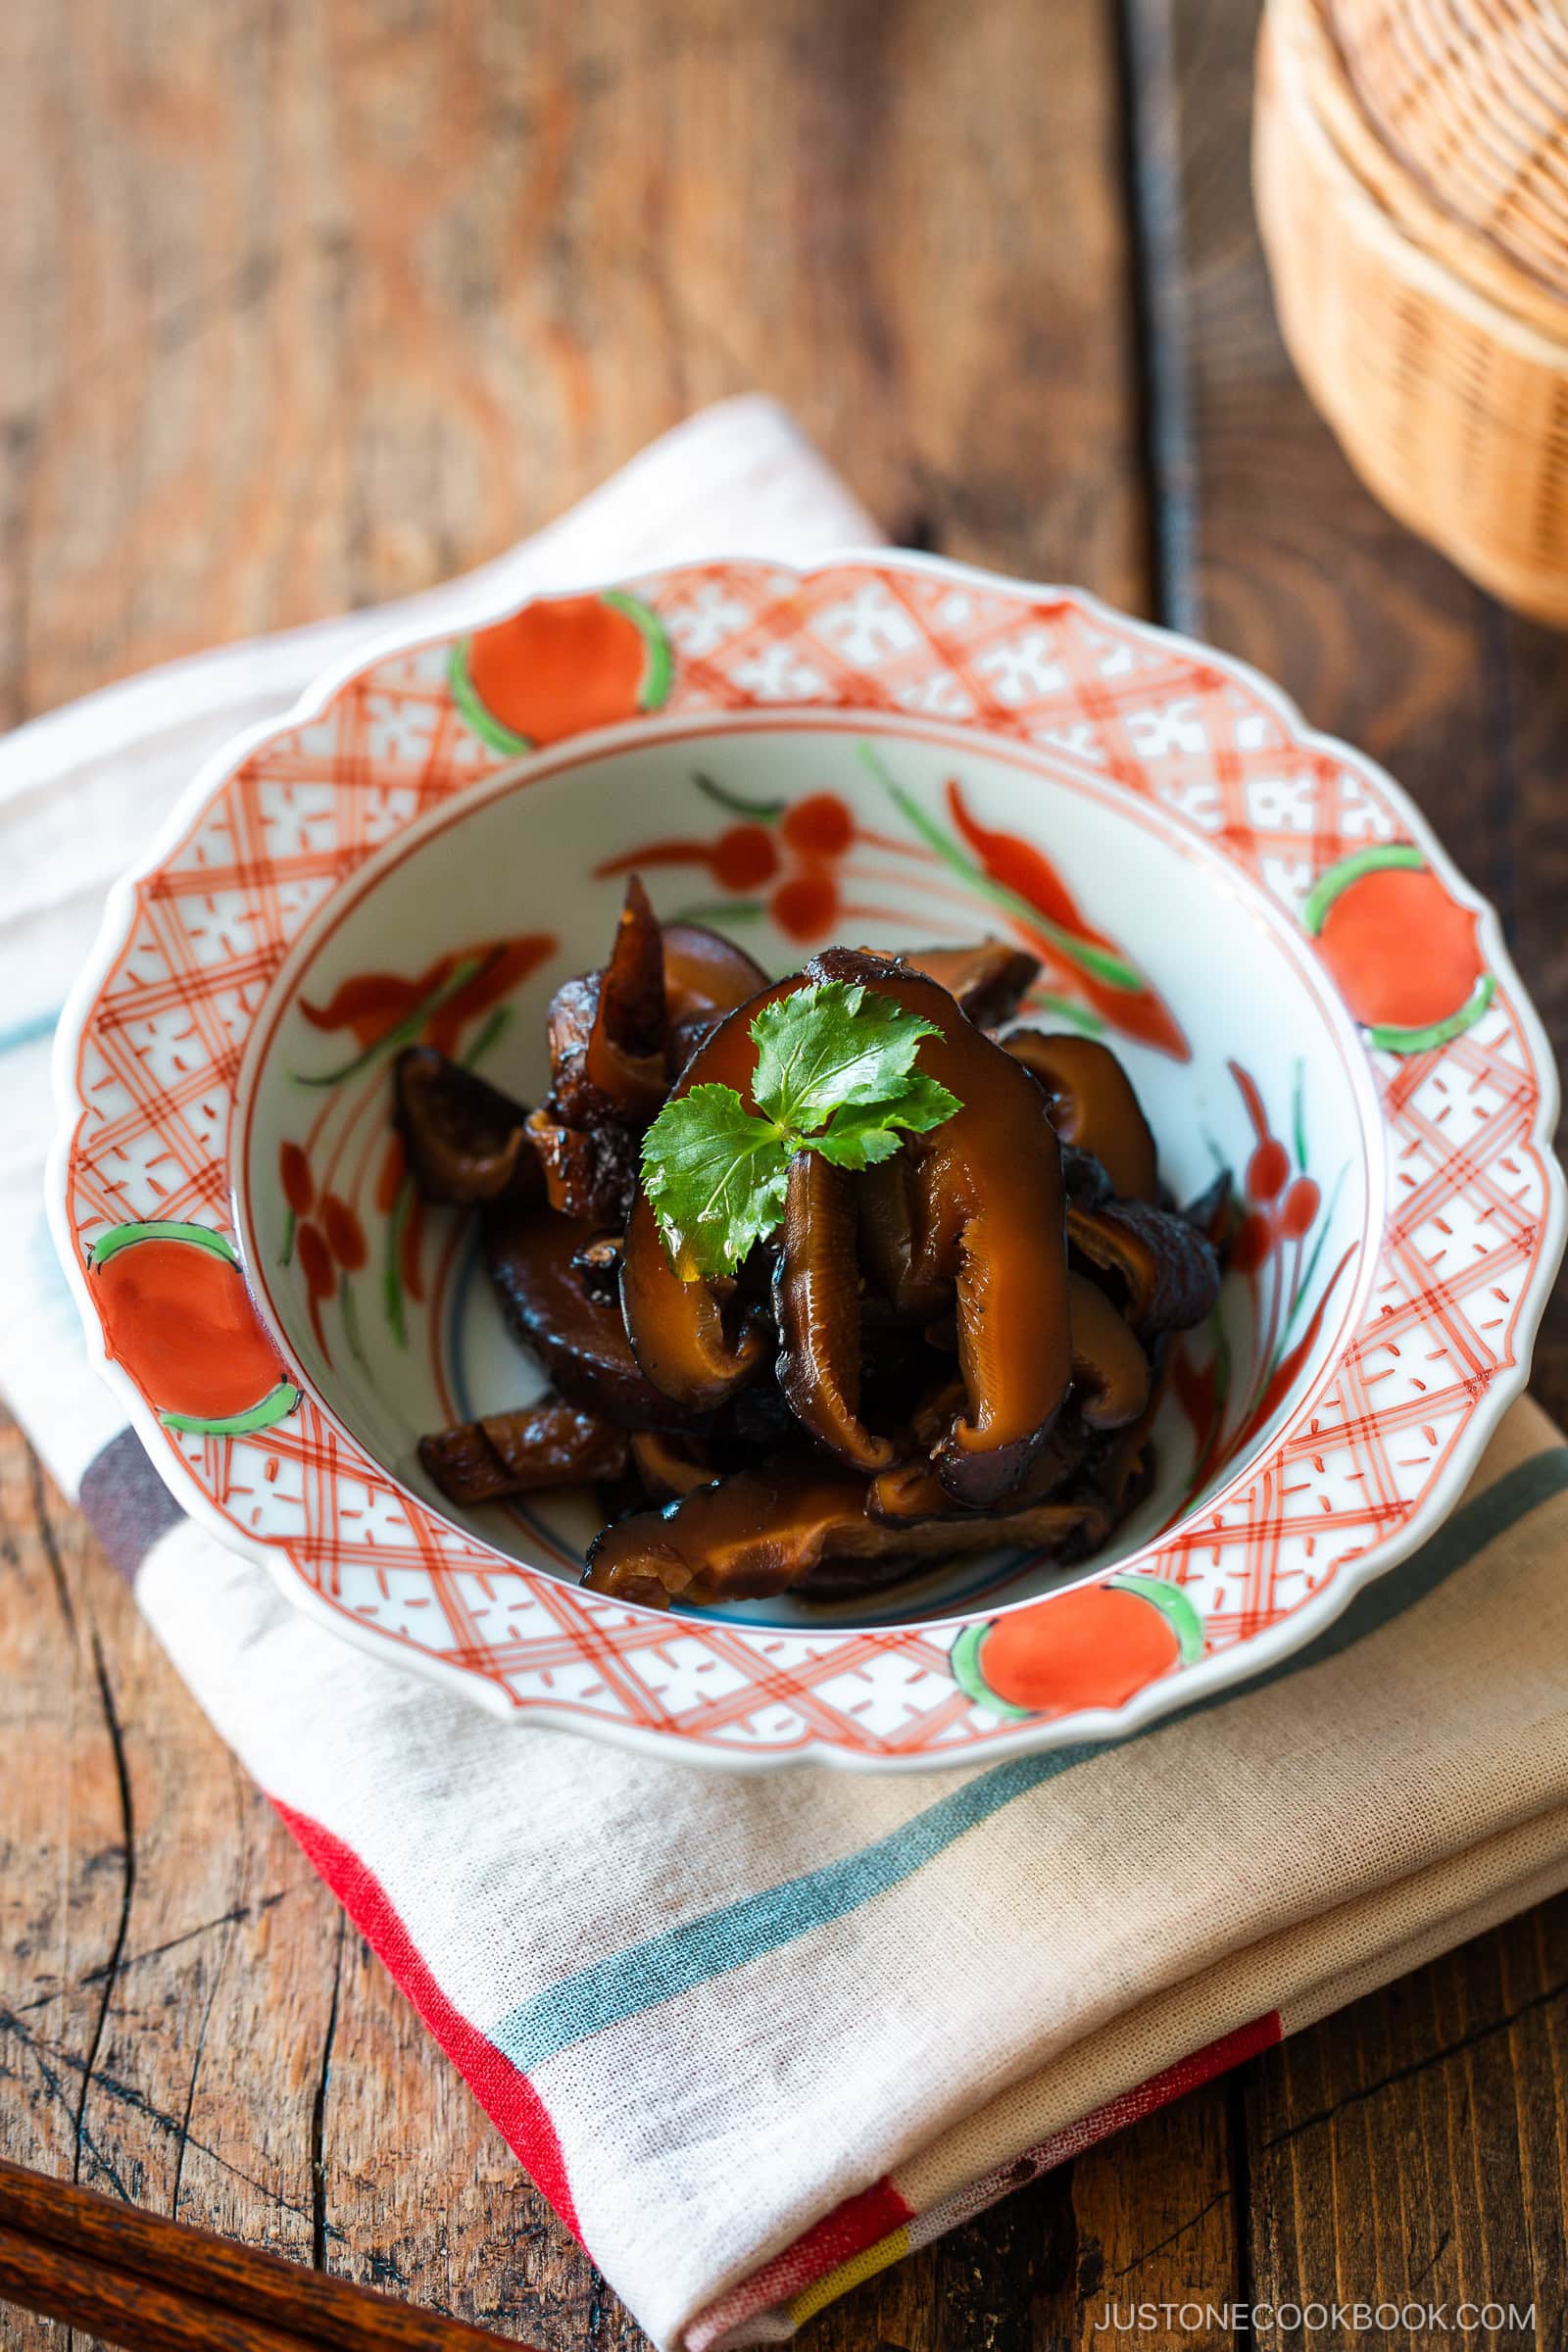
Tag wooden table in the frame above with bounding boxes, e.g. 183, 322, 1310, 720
3, 3, 1566, 2345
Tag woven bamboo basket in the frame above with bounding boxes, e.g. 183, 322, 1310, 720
1333, 0, 1568, 305
1255, 0, 1568, 625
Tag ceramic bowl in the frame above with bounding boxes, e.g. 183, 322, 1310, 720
48, 553, 1564, 1769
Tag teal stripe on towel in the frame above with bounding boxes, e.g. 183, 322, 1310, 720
492, 1444, 1568, 2076
0, 1007, 61, 1054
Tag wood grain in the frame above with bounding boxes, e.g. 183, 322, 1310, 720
0, 2152, 533, 2349
4, 0, 1568, 2347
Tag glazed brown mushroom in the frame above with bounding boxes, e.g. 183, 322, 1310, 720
1063, 1271, 1152, 1428
856, 1154, 953, 1325
1182, 1169, 1235, 1252
582, 1454, 1112, 1609
796, 1489, 1111, 1595
1002, 1030, 1158, 1202
524, 1106, 641, 1227
393, 1047, 543, 1209
419, 1394, 628, 1505
865, 1424, 1087, 1524
586, 875, 668, 1117
547, 878, 668, 1126
485, 1201, 710, 1430
809, 949, 1073, 1506
1068, 1196, 1222, 1337
621, 950, 1076, 1492
618, 970, 810, 1411
628, 1431, 715, 1501
901, 939, 1042, 1028
773, 1151, 897, 1470
661, 922, 770, 1027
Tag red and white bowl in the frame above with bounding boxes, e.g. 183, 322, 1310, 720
48, 553, 1565, 1769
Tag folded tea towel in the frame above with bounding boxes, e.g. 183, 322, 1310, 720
4, 397, 1568, 2349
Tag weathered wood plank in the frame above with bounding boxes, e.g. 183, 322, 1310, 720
0, 1418, 345, 2352
0, 1413, 123, 2351
1155, 0, 1568, 2336
1241, 1901, 1568, 2347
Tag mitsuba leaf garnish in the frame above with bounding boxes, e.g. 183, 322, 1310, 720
640, 1084, 792, 1278
641, 980, 961, 1278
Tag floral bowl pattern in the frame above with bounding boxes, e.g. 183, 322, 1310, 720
48, 555, 1564, 1770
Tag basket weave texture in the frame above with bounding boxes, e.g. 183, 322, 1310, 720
1256, 0, 1568, 624
1334, 0, 1568, 302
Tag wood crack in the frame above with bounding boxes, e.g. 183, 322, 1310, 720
310, 1913, 346, 2272
10, 1891, 297, 2015
0, 2003, 338, 2235
73, 1632, 135, 2203
1109, 2181, 1234, 2278
1112, 0, 1198, 630
1261, 1963, 1568, 2153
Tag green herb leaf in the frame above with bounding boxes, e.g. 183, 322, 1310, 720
640, 1084, 791, 1277
640, 983, 962, 1278
751, 980, 940, 1130
812, 1071, 962, 1170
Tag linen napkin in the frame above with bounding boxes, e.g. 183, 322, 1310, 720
5, 396, 1568, 2350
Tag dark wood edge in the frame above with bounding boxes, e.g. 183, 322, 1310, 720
0, 2158, 538, 2352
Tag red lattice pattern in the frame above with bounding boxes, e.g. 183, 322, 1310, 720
60, 560, 1559, 1762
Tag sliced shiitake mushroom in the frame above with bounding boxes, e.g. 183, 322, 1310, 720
525, 1107, 641, 1228
629, 1431, 716, 1501
419, 1394, 628, 1505
867, 1416, 1090, 1524
902, 939, 1042, 1028
856, 1154, 953, 1325
1182, 1169, 1235, 1254
582, 1454, 1111, 1609
773, 1152, 896, 1470
393, 1048, 542, 1209
586, 875, 668, 1118
1003, 1031, 1158, 1202
623, 949, 1076, 1489
1068, 1196, 1221, 1337
545, 878, 668, 1127
661, 921, 770, 1027
618, 969, 813, 1410
485, 1201, 709, 1431
808, 949, 1073, 1508
1063, 1271, 1151, 1429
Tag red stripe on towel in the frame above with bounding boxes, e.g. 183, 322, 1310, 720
774, 2176, 911, 2287
273, 1799, 582, 2241
1105, 2009, 1284, 2129
688, 2011, 1284, 2349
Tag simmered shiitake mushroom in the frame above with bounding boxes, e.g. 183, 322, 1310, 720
901, 938, 1042, 1028
1066, 1195, 1221, 1337
419, 1395, 628, 1504
804, 949, 1076, 1506
393, 1049, 542, 1209
582, 1456, 1113, 1610
485, 1202, 711, 1431
1003, 1030, 1158, 1203
620, 948, 1077, 1502
408, 886, 1226, 1600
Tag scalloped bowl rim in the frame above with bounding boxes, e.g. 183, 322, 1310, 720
44, 547, 1567, 1772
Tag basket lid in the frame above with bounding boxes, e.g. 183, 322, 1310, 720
1330, 0, 1568, 300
